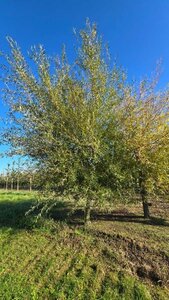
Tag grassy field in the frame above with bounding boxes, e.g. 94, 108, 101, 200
0, 190, 169, 299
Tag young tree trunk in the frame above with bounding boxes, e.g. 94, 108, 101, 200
17, 177, 20, 191
11, 178, 14, 190
84, 199, 91, 225
142, 199, 150, 219
29, 177, 32, 192
6, 177, 8, 191
139, 171, 150, 218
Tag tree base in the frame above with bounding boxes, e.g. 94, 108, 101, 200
143, 201, 150, 218
84, 205, 91, 226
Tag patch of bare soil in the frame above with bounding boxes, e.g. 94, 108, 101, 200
89, 229, 169, 287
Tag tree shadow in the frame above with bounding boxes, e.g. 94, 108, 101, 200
0, 199, 168, 229
91, 212, 169, 227
50, 203, 85, 225
0, 199, 36, 229
51, 205, 169, 227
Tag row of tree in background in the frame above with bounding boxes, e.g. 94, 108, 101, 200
1, 20, 169, 224
0, 162, 35, 191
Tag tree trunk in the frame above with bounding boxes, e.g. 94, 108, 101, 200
29, 177, 32, 192
11, 178, 14, 190
142, 200, 150, 219
84, 200, 91, 225
6, 177, 8, 191
139, 170, 150, 219
17, 177, 19, 191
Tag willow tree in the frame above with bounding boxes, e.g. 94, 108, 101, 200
117, 80, 169, 218
1, 21, 124, 224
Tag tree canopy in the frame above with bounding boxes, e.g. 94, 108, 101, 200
1, 20, 169, 223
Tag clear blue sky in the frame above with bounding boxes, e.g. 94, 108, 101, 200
1, 0, 169, 171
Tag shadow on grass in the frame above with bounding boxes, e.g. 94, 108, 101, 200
0, 199, 168, 229
91, 213, 169, 227
0, 199, 36, 229
51, 205, 169, 227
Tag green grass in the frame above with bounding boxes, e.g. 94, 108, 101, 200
0, 190, 168, 299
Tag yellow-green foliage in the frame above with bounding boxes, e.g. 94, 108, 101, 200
1, 20, 169, 220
